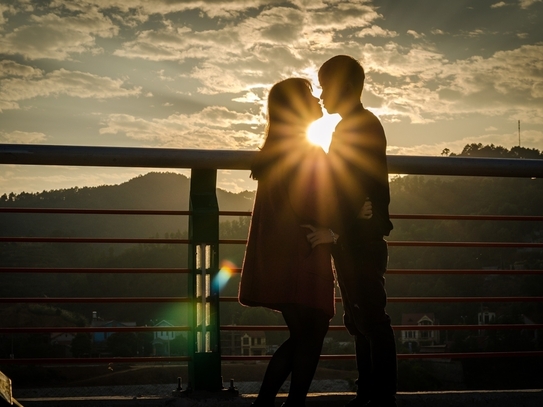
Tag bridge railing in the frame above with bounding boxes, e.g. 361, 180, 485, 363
1, 143, 543, 393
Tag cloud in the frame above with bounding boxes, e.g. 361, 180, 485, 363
0, 66, 141, 105
78, 0, 283, 19
519, 0, 542, 9
407, 30, 424, 39
491, 2, 508, 8
0, 130, 47, 144
99, 106, 264, 149
113, 2, 382, 94
0, 7, 118, 59
354, 42, 543, 125
357, 25, 398, 38
0, 4, 14, 28
0, 60, 43, 78
446, 45, 543, 100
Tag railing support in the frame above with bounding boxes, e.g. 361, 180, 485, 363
188, 169, 222, 392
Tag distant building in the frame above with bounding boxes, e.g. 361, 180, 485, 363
221, 329, 242, 355
90, 311, 136, 356
401, 313, 440, 351
50, 332, 76, 357
151, 319, 184, 356
477, 307, 496, 335
240, 331, 267, 356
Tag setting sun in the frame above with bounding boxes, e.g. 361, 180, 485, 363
306, 113, 341, 153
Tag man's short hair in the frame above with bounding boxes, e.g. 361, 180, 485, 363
318, 55, 365, 97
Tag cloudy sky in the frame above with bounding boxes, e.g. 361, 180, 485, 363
1, 0, 542, 194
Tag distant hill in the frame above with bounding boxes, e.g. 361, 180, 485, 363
0, 172, 255, 239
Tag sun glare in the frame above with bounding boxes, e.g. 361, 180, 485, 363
215, 260, 236, 292
306, 113, 341, 153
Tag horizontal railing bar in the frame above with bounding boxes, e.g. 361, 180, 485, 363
0, 208, 190, 215
0, 297, 190, 303
3, 208, 542, 222
1, 267, 541, 275
0, 357, 190, 365
396, 351, 543, 359
220, 296, 543, 303
0, 267, 190, 274
3, 237, 542, 249
222, 351, 543, 362
0, 144, 256, 170
217, 239, 543, 248
220, 324, 543, 331
226, 267, 543, 275
390, 214, 543, 221
390, 241, 543, 248
388, 296, 543, 303
3, 352, 541, 366
386, 268, 543, 275
219, 211, 253, 216
0, 237, 189, 244
2, 144, 543, 178
2, 324, 541, 335
218, 212, 543, 221
0, 326, 190, 333
4, 296, 542, 305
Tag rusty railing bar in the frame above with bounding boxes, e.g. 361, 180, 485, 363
222, 351, 543, 362
0, 297, 190, 303
219, 324, 543, 331
216, 239, 543, 248
0, 326, 190, 333
0, 237, 189, 244
224, 267, 543, 276
3, 237, 542, 249
1, 267, 541, 275
0, 357, 190, 365
0, 267, 190, 274
219, 296, 543, 303
4, 207, 542, 222
2, 352, 542, 366
0, 208, 190, 215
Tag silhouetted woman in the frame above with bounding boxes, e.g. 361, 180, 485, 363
238, 78, 337, 407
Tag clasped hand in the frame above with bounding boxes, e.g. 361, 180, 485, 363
302, 199, 372, 248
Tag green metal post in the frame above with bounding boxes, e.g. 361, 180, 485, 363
187, 168, 223, 392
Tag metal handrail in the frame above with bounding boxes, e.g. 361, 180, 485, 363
2, 143, 543, 177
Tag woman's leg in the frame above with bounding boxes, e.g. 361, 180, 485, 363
254, 312, 295, 404
283, 304, 330, 406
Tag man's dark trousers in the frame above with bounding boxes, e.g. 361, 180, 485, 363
333, 238, 397, 405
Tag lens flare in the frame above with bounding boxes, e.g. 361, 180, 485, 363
215, 260, 236, 292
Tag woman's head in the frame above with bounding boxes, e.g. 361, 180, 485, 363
267, 78, 322, 129
251, 78, 322, 180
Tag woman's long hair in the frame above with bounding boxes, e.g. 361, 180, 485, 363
251, 78, 315, 180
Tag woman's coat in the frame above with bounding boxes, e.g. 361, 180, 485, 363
238, 144, 336, 318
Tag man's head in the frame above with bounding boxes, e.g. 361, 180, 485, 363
318, 55, 365, 115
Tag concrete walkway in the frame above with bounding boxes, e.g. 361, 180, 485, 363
13, 384, 543, 407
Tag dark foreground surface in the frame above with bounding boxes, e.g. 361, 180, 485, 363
14, 389, 543, 407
